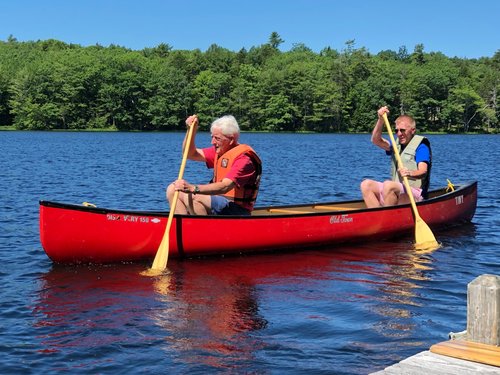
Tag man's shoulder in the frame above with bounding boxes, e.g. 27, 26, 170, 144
414, 134, 430, 143
416, 138, 431, 149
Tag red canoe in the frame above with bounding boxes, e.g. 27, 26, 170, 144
39, 181, 477, 264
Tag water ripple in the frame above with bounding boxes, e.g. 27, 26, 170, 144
1, 132, 499, 374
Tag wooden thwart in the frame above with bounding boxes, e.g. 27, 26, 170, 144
260, 204, 361, 215
265, 208, 316, 214
430, 340, 500, 367
312, 205, 359, 211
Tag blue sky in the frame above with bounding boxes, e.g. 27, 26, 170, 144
1, 0, 498, 59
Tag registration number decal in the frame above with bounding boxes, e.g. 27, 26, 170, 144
106, 214, 156, 223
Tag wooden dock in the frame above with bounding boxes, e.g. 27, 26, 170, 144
372, 274, 500, 374
371, 350, 499, 374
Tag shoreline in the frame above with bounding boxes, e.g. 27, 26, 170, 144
1, 126, 493, 135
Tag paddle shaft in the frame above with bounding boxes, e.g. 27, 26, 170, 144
151, 118, 197, 271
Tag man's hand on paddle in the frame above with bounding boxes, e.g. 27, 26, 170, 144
173, 179, 194, 194
186, 115, 198, 129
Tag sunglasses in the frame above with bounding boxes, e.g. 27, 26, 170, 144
395, 128, 407, 134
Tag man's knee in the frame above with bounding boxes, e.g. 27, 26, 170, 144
166, 183, 176, 199
382, 180, 398, 193
381, 181, 400, 204
360, 179, 375, 193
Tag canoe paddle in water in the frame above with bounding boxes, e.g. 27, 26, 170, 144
148, 115, 197, 273
382, 113, 440, 251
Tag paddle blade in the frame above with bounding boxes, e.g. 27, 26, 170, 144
151, 237, 169, 271
140, 268, 165, 277
414, 217, 440, 251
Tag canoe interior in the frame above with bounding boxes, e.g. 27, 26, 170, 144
251, 185, 452, 216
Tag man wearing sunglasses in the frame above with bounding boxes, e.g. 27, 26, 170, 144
360, 106, 431, 208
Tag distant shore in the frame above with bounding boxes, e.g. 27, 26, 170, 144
1, 126, 490, 135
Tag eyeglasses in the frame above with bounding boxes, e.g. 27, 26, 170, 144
395, 128, 407, 134
211, 134, 232, 142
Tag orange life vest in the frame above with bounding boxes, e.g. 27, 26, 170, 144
213, 144, 262, 210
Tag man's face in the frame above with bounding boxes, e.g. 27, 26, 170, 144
210, 128, 234, 156
395, 120, 415, 145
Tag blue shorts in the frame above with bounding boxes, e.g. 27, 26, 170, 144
211, 195, 250, 216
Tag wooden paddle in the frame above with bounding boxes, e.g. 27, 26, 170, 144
382, 113, 439, 251
150, 116, 197, 271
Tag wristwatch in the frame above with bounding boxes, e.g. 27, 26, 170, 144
193, 185, 200, 194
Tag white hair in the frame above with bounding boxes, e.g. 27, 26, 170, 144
210, 115, 240, 140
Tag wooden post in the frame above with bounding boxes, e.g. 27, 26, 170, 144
467, 274, 500, 345
430, 274, 500, 367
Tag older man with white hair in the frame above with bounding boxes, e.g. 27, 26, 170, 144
167, 114, 262, 215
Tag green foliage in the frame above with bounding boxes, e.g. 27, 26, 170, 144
192, 70, 232, 127
229, 63, 261, 130
0, 36, 498, 133
143, 59, 190, 130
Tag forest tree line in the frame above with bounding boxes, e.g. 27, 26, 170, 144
0, 33, 498, 133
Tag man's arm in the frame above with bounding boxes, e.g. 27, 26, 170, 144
372, 106, 391, 151
399, 143, 430, 178
183, 115, 206, 162
175, 178, 234, 195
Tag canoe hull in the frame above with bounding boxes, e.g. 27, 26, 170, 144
39, 182, 477, 263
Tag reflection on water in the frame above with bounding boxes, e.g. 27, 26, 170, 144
32, 242, 442, 372
367, 243, 432, 346
152, 264, 268, 370
33, 266, 159, 355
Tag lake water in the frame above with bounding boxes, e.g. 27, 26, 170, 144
1, 131, 499, 374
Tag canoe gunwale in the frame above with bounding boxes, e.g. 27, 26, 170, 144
39, 181, 477, 219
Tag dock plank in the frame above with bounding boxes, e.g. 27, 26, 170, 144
430, 340, 500, 367
370, 350, 500, 375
